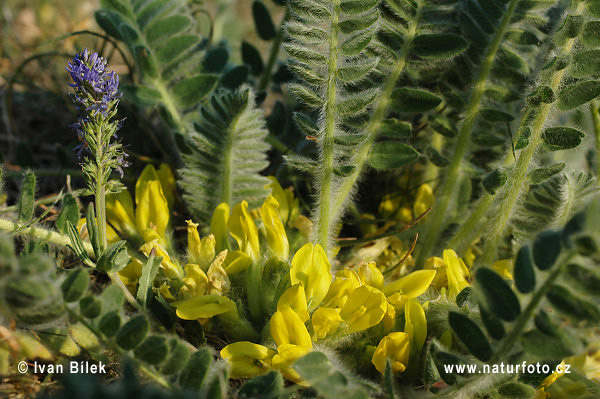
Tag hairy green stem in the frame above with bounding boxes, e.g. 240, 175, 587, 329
0, 217, 93, 254
480, 2, 584, 265
258, 7, 289, 92
416, 0, 520, 267
0, 188, 87, 214
329, 0, 422, 246
95, 126, 108, 252
447, 195, 494, 253
591, 101, 600, 181
314, 0, 340, 251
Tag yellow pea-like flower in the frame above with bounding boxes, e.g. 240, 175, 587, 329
372, 332, 410, 374
358, 261, 384, 290
228, 201, 260, 263
172, 294, 237, 320
156, 163, 176, 208
211, 202, 230, 253
492, 259, 513, 280
260, 195, 289, 259
206, 250, 230, 294
224, 250, 253, 275
139, 240, 183, 279
311, 307, 342, 340
117, 257, 143, 295
413, 184, 434, 217
220, 341, 276, 378
180, 263, 208, 298
384, 269, 436, 309
270, 307, 312, 382
423, 256, 447, 290
106, 190, 137, 238
321, 268, 361, 308
266, 176, 290, 224
443, 249, 470, 298
135, 180, 169, 244
340, 285, 387, 333
277, 284, 309, 323
404, 300, 427, 355
382, 301, 397, 331
290, 243, 332, 311
186, 220, 215, 269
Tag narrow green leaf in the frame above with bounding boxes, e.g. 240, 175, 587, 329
289, 84, 324, 107
333, 165, 357, 177
136, 251, 162, 308
161, 339, 190, 375
340, 0, 379, 15
514, 245, 535, 293
155, 35, 199, 64
98, 311, 121, 337
570, 50, 600, 78
532, 230, 562, 270
56, 194, 79, 234
546, 284, 600, 322
368, 142, 419, 170
242, 41, 264, 76
379, 119, 411, 138
521, 329, 574, 359
253, 1, 276, 40
286, 22, 328, 43
66, 221, 93, 266
172, 74, 218, 108
515, 127, 531, 149
338, 59, 377, 82
239, 371, 283, 399
334, 134, 367, 146
337, 92, 376, 115
85, 205, 101, 258
506, 30, 540, 45
134, 335, 169, 365
179, 348, 212, 390
557, 80, 600, 110
220, 65, 250, 89
18, 171, 36, 222
456, 287, 472, 307
392, 88, 442, 113
122, 84, 162, 106
96, 240, 129, 273
426, 146, 449, 167
339, 11, 378, 33
476, 268, 521, 321
293, 112, 318, 135
561, 14, 583, 38
115, 315, 149, 350
133, 45, 158, 79
472, 130, 506, 147
412, 33, 468, 59
340, 31, 373, 56
288, 61, 325, 85
582, 21, 600, 46
482, 169, 507, 195
290, 0, 331, 21
94, 10, 125, 41
528, 163, 566, 184
284, 44, 328, 65
448, 311, 492, 361
480, 304, 505, 340
430, 115, 457, 137
480, 108, 514, 122
61, 269, 89, 303
203, 47, 229, 73
145, 15, 192, 47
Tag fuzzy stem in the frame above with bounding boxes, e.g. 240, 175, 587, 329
447, 195, 494, 253
329, 0, 421, 244
0, 188, 87, 214
591, 100, 600, 182
416, 0, 520, 267
95, 125, 108, 251
480, 2, 584, 266
258, 7, 289, 92
0, 217, 94, 254
314, 0, 340, 252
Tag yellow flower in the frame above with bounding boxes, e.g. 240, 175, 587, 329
277, 284, 309, 323
382, 301, 397, 330
443, 249, 470, 298
340, 285, 387, 333
404, 300, 427, 355
423, 256, 447, 290
105, 190, 137, 238
260, 195, 289, 259
139, 240, 183, 279
540, 361, 567, 389
224, 250, 253, 275
492, 259, 513, 280
117, 257, 143, 294
211, 202, 230, 253
358, 261, 384, 290
321, 268, 361, 308
372, 332, 410, 374
158, 282, 175, 300
290, 243, 332, 311
179, 264, 208, 298
206, 250, 230, 294
135, 164, 176, 209
228, 201, 260, 263
186, 220, 215, 269
172, 294, 238, 320
413, 184, 434, 217
384, 270, 436, 309
266, 176, 299, 226
311, 307, 342, 340
136, 180, 169, 244
220, 341, 276, 378
270, 307, 312, 382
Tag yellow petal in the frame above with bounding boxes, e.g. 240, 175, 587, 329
382, 301, 397, 331
187, 220, 215, 269
270, 307, 312, 349
404, 300, 427, 354
290, 243, 332, 311
135, 180, 169, 244
372, 332, 410, 374
443, 249, 470, 298
340, 285, 387, 333
207, 250, 230, 294
221, 341, 276, 378
424, 256, 447, 290
211, 202, 230, 253
358, 261, 384, 290
266, 176, 290, 224
224, 250, 253, 275
172, 294, 237, 320
260, 195, 289, 259
118, 257, 143, 295
139, 240, 183, 279
135, 164, 160, 206
106, 189, 137, 237
181, 264, 208, 297
383, 270, 436, 307
159, 282, 175, 301
228, 201, 260, 263
322, 268, 361, 308
157, 163, 176, 208
311, 307, 342, 340
492, 259, 513, 280
277, 284, 309, 323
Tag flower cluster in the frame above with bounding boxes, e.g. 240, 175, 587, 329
66, 49, 128, 184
